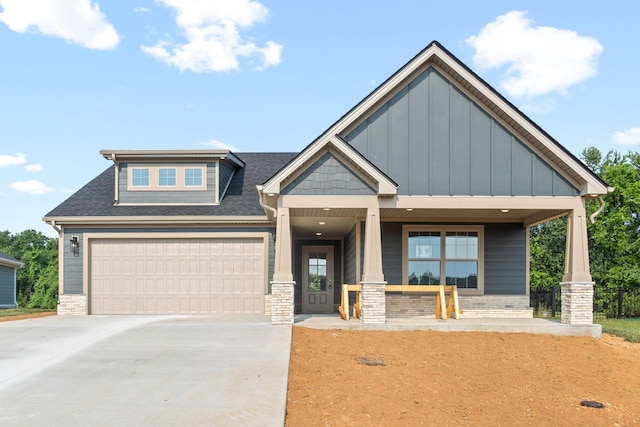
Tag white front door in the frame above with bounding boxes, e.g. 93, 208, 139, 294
301, 246, 334, 313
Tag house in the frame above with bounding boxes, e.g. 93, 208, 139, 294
43, 41, 610, 325
0, 250, 21, 309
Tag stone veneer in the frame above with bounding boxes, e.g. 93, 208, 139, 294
271, 281, 295, 325
560, 282, 594, 324
57, 294, 87, 315
385, 294, 532, 318
360, 282, 387, 324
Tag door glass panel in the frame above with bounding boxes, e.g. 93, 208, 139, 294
308, 252, 327, 292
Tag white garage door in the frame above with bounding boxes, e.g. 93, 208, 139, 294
90, 238, 265, 314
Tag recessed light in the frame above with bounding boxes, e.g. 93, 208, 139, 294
500, 209, 510, 213
323, 208, 331, 211
267, 193, 275, 196
406, 208, 414, 211
318, 221, 326, 225
315, 232, 322, 236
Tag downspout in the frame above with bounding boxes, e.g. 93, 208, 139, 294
48, 220, 61, 235
589, 195, 605, 224
256, 185, 277, 219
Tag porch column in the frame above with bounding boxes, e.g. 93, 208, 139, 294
360, 206, 386, 324
271, 207, 295, 325
560, 201, 594, 325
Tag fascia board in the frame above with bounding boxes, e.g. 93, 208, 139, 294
0, 259, 22, 268
42, 215, 271, 226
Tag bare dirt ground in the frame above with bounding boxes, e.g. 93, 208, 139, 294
0, 311, 56, 322
286, 328, 640, 426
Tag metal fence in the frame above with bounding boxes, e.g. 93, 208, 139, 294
530, 285, 640, 319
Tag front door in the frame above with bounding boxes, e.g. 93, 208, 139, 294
302, 246, 334, 313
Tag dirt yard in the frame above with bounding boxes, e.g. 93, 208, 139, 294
285, 328, 640, 426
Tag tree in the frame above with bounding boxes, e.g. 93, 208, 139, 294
0, 230, 58, 308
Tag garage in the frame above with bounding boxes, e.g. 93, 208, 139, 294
89, 238, 265, 315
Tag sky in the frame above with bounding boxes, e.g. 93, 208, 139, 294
1, 0, 639, 238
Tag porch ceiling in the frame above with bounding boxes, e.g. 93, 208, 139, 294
288, 206, 568, 238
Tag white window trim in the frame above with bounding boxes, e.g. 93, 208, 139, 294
158, 168, 177, 188
402, 225, 484, 295
184, 167, 204, 187
127, 164, 207, 191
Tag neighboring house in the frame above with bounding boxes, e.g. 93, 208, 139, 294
0, 250, 21, 309
44, 41, 610, 325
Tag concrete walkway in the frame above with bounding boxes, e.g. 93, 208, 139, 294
0, 315, 291, 427
294, 314, 602, 337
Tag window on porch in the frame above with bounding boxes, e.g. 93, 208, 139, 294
404, 226, 483, 292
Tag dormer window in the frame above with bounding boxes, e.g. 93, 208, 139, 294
132, 168, 150, 187
185, 168, 203, 187
159, 168, 176, 187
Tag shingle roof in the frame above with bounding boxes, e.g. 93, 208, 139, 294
44, 152, 297, 218
0, 250, 21, 267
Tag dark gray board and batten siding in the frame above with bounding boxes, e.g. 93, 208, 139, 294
343, 68, 579, 197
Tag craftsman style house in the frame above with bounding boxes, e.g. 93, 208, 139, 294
44, 41, 610, 325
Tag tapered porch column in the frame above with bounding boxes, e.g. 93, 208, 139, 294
271, 207, 295, 325
560, 200, 594, 325
360, 206, 386, 324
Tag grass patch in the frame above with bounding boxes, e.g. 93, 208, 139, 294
0, 308, 56, 318
596, 318, 640, 343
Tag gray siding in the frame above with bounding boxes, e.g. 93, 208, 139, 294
118, 162, 217, 204
62, 227, 275, 295
0, 265, 16, 306
343, 68, 579, 197
281, 152, 375, 195
344, 224, 357, 284
381, 223, 403, 284
484, 223, 527, 294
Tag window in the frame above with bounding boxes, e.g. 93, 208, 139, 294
131, 168, 149, 186
159, 168, 176, 186
404, 226, 483, 292
185, 168, 203, 187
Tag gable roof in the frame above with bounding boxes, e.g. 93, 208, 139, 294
0, 250, 21, 268
43, 152, 296, 226
264, 40, 610, 197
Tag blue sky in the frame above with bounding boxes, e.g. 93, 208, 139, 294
1, 0, 639, 237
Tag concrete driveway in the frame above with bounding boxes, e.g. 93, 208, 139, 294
0, 315, 291, 426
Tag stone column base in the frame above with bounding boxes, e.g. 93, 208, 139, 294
360, 282, 387, 324
58, 294, 88, 315
560, 282, 594, 324
271, 281, 295, 325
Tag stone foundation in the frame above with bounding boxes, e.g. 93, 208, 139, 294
57, 294, 87, 315
271, 281, 295, 325
360, 282, 387, 324
561, 282, 594, 324
385, 294, 532, 318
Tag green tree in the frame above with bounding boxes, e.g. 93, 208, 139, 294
0, 230, 58, 307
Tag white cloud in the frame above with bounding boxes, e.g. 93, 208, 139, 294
0, 153, 26, 167
202, 139, 238, 151
466, 11, 603, 99
25, 163, 43, 172
133, 7, 149, 13
141, 0, 283, 72
9, 180, 53, 195
614, 127, 640, 146
0, 0, 120, 50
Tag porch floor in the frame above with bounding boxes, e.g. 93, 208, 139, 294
293, 314, 602, 338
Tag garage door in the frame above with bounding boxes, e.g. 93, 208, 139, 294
90, 238, 265, 314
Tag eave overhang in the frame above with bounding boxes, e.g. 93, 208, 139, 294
42, 215, 272, 227
99, 149, 245, 168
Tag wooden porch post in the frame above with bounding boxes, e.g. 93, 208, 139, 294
561, 199, 595, 325
360, 206, 386, 324
271, 207, 295, 324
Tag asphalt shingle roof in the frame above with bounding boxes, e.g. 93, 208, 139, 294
44, 152, 297, 218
